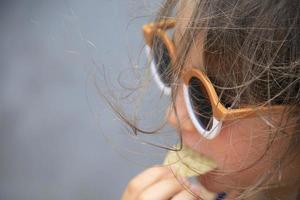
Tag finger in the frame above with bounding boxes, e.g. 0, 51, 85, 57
121, 166, 174, 200
173, 184, 217, 200
171, 189, 199, 200
138, 177, 188, 200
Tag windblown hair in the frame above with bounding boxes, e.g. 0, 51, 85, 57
152, 0, 300, 199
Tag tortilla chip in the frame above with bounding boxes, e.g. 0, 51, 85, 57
163, 144, 217, 177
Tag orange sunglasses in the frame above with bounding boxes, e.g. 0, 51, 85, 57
142, 19, 285, 139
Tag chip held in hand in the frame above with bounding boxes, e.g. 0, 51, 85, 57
163, 144, 217, 177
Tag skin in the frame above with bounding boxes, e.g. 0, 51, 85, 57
121, 88, 298, 199
121, 166, 201, 200
167, 88, 299, 199
121, 2, 300, 200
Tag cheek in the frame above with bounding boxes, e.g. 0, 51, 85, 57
190, 119, 272, 171
182, 108, 292, 188
190, 118, 289, 186
213, 120, 287, 186
215, 120, 270, 170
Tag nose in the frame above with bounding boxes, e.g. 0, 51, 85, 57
166, 88, 197, 133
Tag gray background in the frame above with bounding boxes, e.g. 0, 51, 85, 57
0, 1, 177, 200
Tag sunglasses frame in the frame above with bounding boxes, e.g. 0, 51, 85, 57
143, 19, 286, 138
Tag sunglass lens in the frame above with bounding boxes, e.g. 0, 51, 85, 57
188, 77, 213, 131
151, 36, 172, 87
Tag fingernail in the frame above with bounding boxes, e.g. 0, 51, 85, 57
215, 192, 227, 200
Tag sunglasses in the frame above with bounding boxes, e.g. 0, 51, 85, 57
142, 19, 285, 139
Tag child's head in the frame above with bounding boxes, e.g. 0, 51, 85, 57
143, 0, 300, 198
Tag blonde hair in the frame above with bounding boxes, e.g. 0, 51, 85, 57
100, 0, 300, 199
152, 0, 300, 199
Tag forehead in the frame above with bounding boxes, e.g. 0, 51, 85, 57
174, 0, 205, 70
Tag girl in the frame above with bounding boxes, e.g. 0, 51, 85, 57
119, 0, 300, 199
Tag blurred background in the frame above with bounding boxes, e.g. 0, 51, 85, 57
0, 0, 178, 199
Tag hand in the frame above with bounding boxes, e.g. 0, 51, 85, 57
121, 165, 200, 200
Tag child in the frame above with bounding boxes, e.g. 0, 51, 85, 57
120, 0, 300, 199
